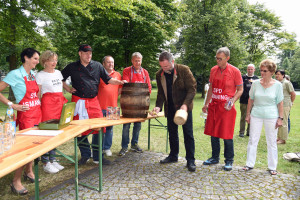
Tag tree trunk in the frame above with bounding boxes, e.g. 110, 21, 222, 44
122, 19, 130, 66
7, 2, 18, 102
8, 51, 17, 102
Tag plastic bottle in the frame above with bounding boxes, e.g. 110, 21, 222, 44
5, 102, 16, 147
224, 98, 233, 111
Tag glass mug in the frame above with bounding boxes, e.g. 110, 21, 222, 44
113, 107, 120, 120
2, 122, 12, 152
106, 106, 113, 120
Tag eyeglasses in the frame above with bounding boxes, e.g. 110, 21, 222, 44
215, 56, 225, 61
260, 70, 269, 73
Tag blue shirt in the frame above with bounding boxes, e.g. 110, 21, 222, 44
249, 80, 283, 119
3, 66, 36, 103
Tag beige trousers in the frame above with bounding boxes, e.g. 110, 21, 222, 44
239, 103, 249, 134
277, 106, 291, 141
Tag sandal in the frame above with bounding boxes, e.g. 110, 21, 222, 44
268, 170, 278, 175
23, 173, 41, 183
242, 166, 253, 171
10, 183, 28, 195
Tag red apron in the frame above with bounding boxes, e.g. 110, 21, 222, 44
72, 95, 104, 135
17, 76, 42, 130
204, 68, 237, 140
130, 66, 146, 83
41, 92, 68, 122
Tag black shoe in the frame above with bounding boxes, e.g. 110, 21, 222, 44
10, 183, 28, 195
131, 144, 143, 153
187, 162, 196, 172
78, 157, 89, 165
246, 132, 249, 136
119, 148, 128, 156
239, 132, 244, 137
102, 158, 112, 165
203, 157, 219, 165
224, 161, 233, 171
23, 173, 41, 183
93, 158, 112, 165
160, 156, 178, 164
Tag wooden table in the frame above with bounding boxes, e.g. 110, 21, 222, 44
0, 125, 88, 178
0, 114, 167, 199
70, 116, 147, 128
0, 125, 89, 199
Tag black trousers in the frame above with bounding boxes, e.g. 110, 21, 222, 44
167, 107, 195, 162
211, 136, 234, 163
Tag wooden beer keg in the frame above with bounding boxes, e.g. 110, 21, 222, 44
120, 83, 150, 118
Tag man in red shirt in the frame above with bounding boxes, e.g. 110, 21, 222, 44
119, 52, 152, 156
202, 47, 243, 171
97, 55, 122, 156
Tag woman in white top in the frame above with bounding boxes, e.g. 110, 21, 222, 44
243, 59, 283, 175
35, 50, 67, 174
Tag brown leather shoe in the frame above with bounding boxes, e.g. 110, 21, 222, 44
277, 139, 286, 144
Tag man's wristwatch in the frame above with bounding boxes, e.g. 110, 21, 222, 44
278, 117, 283, 120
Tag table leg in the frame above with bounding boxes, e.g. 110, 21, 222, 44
34, 158, 39, 200
99, 129, 103, 192
74, 138, 79, 200
148, 119, 151, 151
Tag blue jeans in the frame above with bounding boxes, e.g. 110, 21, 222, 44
288, 114, 290, 133
211, 136, 234, 163
121, 122, 141, 148
102, 109, 113, 150
42, 149, 56, 163
77, 134, 100, 161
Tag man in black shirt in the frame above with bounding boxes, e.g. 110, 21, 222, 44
239, 64, 259, 137
62, 44, 124, 165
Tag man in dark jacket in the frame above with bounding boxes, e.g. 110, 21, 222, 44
239, 64, 259, 137
152, 51, 197, 172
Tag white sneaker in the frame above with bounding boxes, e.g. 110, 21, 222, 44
104, 149, 112, 156
52, 161, 64, 171
43, 162, 59, 174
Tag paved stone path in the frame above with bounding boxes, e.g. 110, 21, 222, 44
39, 151, 300, 199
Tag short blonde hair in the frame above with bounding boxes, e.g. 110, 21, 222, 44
40, 50, 58, 67
260, 59, 277, 74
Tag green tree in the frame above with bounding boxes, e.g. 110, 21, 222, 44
0, 0, 48, 99
2, 0, 160, 100
288, 46, 300, 87
44, 0, 180, 79
178, 0, 248, 95
281, 57, 292, 70
243, 3, 281, 63
277, 33, 298, 69
175, 0, 294, 94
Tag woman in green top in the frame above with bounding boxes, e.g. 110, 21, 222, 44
243, 59, 284, 175
275, 69, 296, 144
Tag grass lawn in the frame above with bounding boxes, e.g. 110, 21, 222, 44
0, 88, 299, 199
